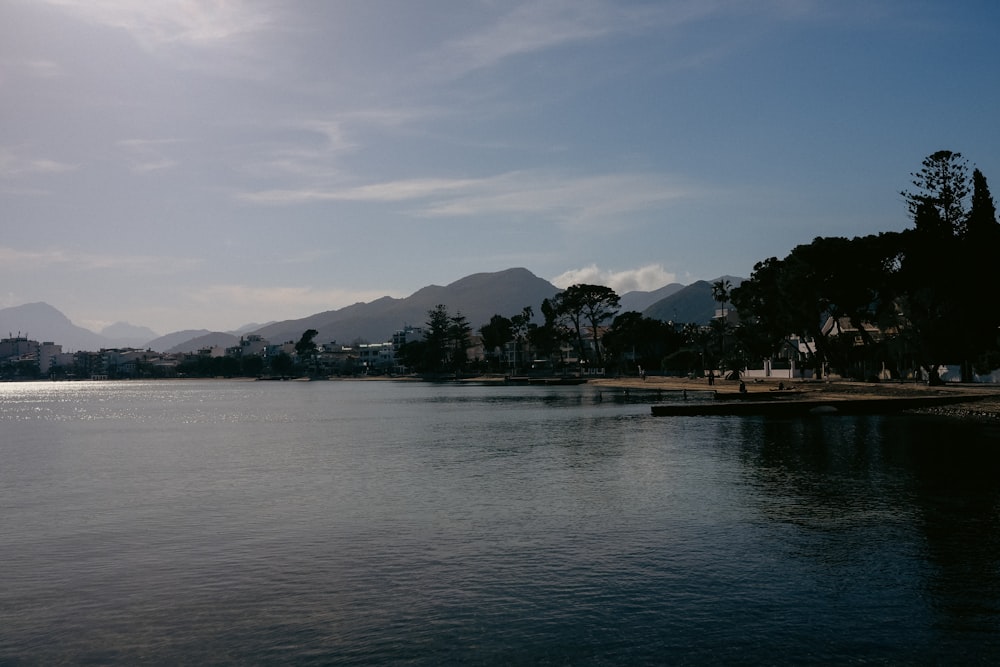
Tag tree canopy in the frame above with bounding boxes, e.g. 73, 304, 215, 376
731, 150, 1000, 383
387, 151, 1000, 383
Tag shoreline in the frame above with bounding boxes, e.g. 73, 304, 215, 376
13, 373, 1000, 422
588, 375, 1000, 422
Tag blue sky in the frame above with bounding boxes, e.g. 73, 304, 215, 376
2, 0, 998, 335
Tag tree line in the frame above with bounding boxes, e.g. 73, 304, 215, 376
397, 283, 691, 376
402, 151, 1000, 383
731, 150, 999, 384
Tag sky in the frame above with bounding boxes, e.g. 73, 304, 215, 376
2, 0, 998, 336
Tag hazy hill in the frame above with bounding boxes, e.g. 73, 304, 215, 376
164, 332, 241, 354
145, 329, 211, 352
643, 276, 744, 325
231, 322, 272, 335
101, 321, 159, 348
146, 323, 272, 352
253, 268, 561, 345
1, 271, 743, 354
0, 302, 110, 352
619, 282, 685, 314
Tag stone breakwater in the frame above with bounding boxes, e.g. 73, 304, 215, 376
913, 398, 1000, 422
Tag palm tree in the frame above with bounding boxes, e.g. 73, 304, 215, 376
711, 279, 732, 320
710, 279, 733, 371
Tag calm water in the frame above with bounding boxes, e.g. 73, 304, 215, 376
2, 380, 1000, 665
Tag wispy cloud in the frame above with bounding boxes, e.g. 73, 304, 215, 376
243, 120, 356, 180
236, 176, 482, 205
239, 110, 439, 182
420, 172, 698, 226
0, 148, 76, 177
551, 264, 679, 293
23, 59, 63, 78
422, 0, 719, 80
434, 1, 610, 77
117, 138, 181, 173
238, 169, 703, 227
0, 58, 64, 82
0, 245, 200, 273
39, 0, 273, 49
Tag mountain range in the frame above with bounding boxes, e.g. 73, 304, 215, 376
0, 268, 742, 353
643, 276, 744, 324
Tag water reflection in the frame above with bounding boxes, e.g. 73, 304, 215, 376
903, 423, 1000, 645
734, 415, 1000, 656
6, 382, 1000, 663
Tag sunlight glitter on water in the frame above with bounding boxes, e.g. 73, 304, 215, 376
2, 380, 999, 664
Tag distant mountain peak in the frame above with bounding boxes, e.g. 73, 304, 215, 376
251, 267, 560, 345
0, 302, 106, 351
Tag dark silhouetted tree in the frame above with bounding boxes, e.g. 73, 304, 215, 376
510, 306, 533, 372
424, 305, 452, 372
902, 149, 970, 237
479, 314, 513, 370
553, 284, 620, 366
295, 329, 319, 375
711, 279, 732, 319
527, 298, 566, 368
963, 168, 1000, 374
271, 351, 294, 377
603, 311, 684, 373
448, 312, 472, 372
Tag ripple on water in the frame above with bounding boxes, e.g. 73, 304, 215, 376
2, 382, 1000, 663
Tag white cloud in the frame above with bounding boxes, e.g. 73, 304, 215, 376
551, 264, 678, 293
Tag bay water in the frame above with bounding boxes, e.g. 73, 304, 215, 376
2, 380, 999, 664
